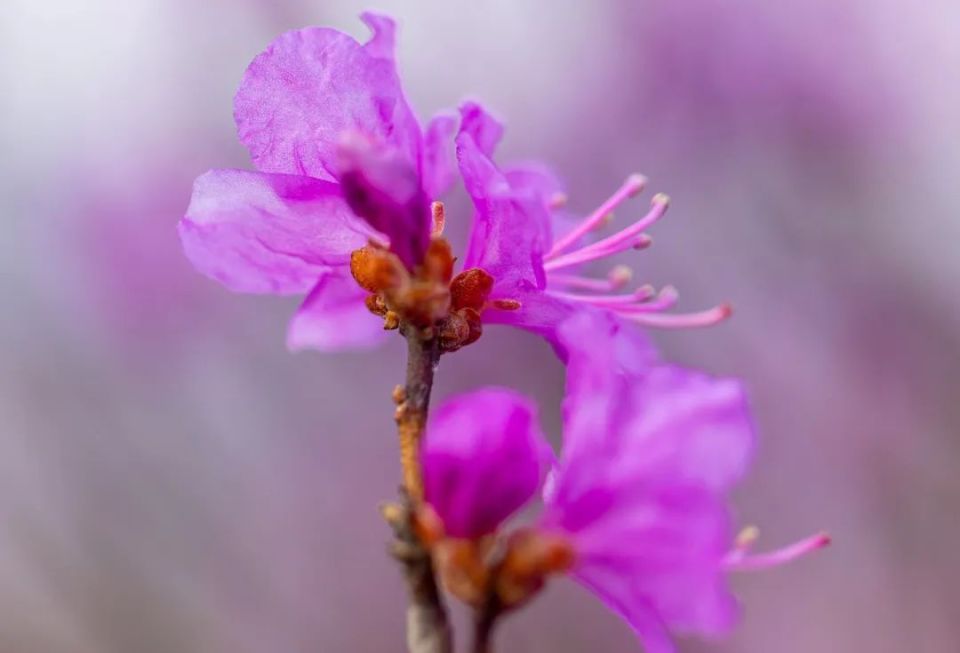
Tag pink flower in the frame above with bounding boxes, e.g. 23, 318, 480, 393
455, 103, 731, 350
418, 313, 828, 651
178, 12, 457, 351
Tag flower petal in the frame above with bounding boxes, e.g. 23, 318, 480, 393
568, 484, 739, 637
570, 576, 677, 653
179, 169, 369, 294
336, 134, 430, 268
286, 269, 389, 351
422, 388, 552, 539
422, 110, 459, 198
539, 311, 754, 641
503, 162, 585, 251
458, 128, 551, 294
481, 289, 575, 349
234, 17, 422, 181
459, 100, 504, 157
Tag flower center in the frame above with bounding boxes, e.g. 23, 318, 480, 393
350, 201, 518, 352
544, 176, 732, 328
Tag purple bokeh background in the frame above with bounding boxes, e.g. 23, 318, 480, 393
3, 0, 959, 651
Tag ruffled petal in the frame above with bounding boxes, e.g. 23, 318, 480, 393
286, 269, 389, 351
459, 100, 504, 157
547, 461, 739, 640
540, 311, 753, 641
562, 484, 738, 636
336, 134, 430, 268
503, 161, 564, 202
422, 388, 552, 539
613, 365, 755, 492
234, 17, 422, 181
457, 127, 551, 294
179, 169, 369, 294
358, 11, 396, 60
421, 110, 459, 198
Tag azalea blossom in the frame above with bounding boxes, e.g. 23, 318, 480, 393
417, 312, 828, 651
178, 12, 458, 351
454, 102, 731, 350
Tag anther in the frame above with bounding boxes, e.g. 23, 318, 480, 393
618, 285, 678, 313
608, 265, 633, 288
490, 298, 522, 311
548, 192, 568, 209
735, 525, 760, 551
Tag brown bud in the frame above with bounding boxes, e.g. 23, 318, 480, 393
421, 237, 455, 285
438, 311, 471, 352
364, 294, 387, 316
460, 307, 483, 348
450, 267, 494, 311
433, 539, 492, 608
412, 504, 445, 548
495, 530, 575, 609
350, 246, 406, 293
383, 311, 400, 330
390, 282, 451, 328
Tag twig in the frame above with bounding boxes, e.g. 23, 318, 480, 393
395, 327, 440, 501
387, 326, 451, 653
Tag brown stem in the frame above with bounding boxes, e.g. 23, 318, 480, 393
471, 594, 502, 653
388, 326, 451, 653
396, 328, 440, 501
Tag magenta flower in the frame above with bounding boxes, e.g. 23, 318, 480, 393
455, 102, 731, 348
421, 388, 553, 540
418, 313, 828, 651
178, 12, 457, 351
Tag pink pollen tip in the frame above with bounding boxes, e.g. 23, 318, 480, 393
651, 192, 670, 206
548, 192, 568, 209
625, 173, 648, 197
632, 234, 653, 250
607, 265, 633, 288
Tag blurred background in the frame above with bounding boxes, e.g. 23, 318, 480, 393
2, 0, 958, 651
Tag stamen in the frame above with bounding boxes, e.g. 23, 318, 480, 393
724, 532, 831, 572
543, 195, 668, 272
625, 303, 732, 328
546, 285, 655, 307
431, 201, 446, 236
546, 174, 647, 258
548, 265, 634, 292
618, 285, 679, 313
